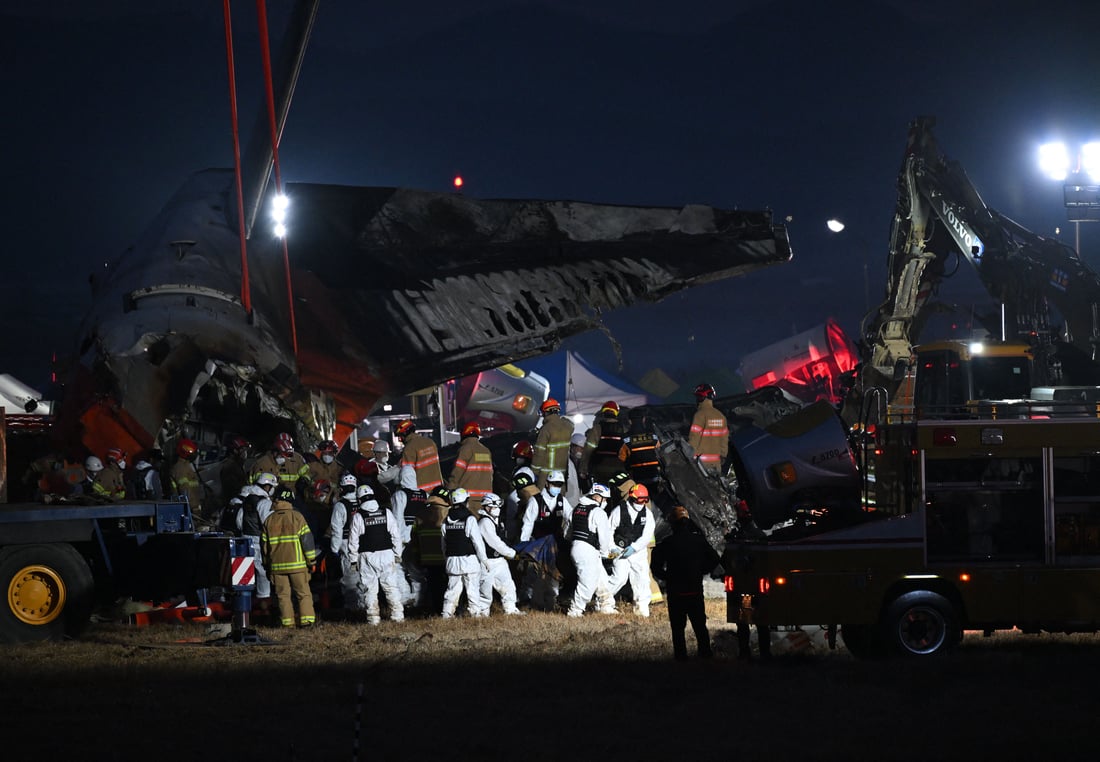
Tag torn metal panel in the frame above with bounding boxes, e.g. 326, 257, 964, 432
56, 170, 791, 459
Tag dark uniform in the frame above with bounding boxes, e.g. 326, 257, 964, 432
650, 508, 720, 660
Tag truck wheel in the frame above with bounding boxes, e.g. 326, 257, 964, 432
840, 624, 883, 658
884, 590, 957, 657
0, 544, 95, 643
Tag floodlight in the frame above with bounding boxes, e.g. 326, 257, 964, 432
1082, 142, 1100, 183
1039, 142, 1070, 181
826, 219, 845, 233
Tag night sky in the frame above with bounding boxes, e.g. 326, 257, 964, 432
3, 0, 1099, 398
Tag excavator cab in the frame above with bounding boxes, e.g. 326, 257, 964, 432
912, 341, 1033, 419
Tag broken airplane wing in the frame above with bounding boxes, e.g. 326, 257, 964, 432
57, 170, 791, 457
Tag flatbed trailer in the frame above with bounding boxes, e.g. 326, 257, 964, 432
1, 499, 232, 643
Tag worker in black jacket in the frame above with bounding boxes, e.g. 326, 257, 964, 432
650, 505, 720, 660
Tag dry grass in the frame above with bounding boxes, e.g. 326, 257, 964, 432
5, 601, 1100, 761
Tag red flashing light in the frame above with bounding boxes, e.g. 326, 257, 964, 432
453, 175, 464, 189
959, 572, 971, 582
724, 575, 735, 593
758, 577, 771, 594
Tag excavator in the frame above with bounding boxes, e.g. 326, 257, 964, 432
718, 118, 1100, 657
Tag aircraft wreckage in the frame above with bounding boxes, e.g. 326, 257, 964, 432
54, 173, 792, 459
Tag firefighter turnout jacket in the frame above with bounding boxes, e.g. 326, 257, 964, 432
687, 398, 729, 474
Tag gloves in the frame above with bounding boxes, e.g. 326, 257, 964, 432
620, 546, 637, 559
350, 560, 360, 571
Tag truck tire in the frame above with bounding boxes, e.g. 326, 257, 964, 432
0, 544, 95, 643
884, 590, 958, 657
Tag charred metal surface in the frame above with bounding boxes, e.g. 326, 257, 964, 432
57, 171, 791, 459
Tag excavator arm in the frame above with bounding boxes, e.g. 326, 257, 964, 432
863, 116, 1100, 391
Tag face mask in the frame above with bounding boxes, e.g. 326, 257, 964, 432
487, 507, 501, 519
275, 456, 286, 466
548, 486, 562, 497
321, 454, 334, 464
117, 460, 127, 471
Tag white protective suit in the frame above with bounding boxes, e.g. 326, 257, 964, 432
236, 485, 273, 598
347, 499, 405, 624
607, 499, 657, 616
441, 508, 489, 617
386, 465, 421, 605
329, 492, 360, 610
564, 496, 616, 617
478, 511, 521, 615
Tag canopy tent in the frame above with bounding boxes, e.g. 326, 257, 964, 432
516, 350, 656, 426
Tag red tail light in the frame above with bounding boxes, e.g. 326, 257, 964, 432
724, 575, 735, 593
758, 577, 770, 594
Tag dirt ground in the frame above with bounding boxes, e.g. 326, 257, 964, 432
4, 601, 1100, 761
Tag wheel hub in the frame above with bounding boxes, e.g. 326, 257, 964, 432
8, 565, 67, 626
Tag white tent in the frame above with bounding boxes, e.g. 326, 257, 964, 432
519, 350, 655, 430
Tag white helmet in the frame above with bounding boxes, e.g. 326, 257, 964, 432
588, 483, 611, 499
481, 493, 503, 513
373, 440, 391, 456
84, 455, 104, 474
339, 473, 358, 489
356, 484, 375, 501
451, 487, 469, 505
256, 472, 279, 491
547, 470, 565, 484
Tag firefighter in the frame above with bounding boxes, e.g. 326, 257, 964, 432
262, 493, 319, 627
477, 493, 524, 615
688, 383, 729, 476
80, 455, 103, 497
308, 439, 343, 492
533, 398, 574, 489
347, 484, 405, 625
565, 484, 617, 617
250, 432, 311, 495
170, 438, 207, 517
238, 473, 277, 605
414, 485, 452, 612
329, 473, 362, 613
620, 407, 661, 487
93, 448, 128, 501
448, 421, 494, 514
607, 482, 657, 617
441, 488, 490, 618
568, 432, 588, 503
395, 419, 444, 491
580, 400, 627, 486
505, 440, 539, 543
219, 436, 251, 506
606, 469, 637, 514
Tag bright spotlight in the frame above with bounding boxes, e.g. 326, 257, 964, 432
1082, 142, 1100, 183
1039, 142, 1071, 181
571, 413, 584, 424
826, 219, 845, 233
274, 222, 287, 238
272, 193, 289, 212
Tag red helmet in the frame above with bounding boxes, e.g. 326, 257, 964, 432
355, 458, 379, 478
599, 400, 619, 417
628, 483, 650, 503
228, 436, 250, 453
177, 438, 198, 460
106, 447, 126, 464
461, 421, 481, 438
311, 478, 332, 501
512, 440, 534, 460
694, 383, 716, 401
318, 439, 338, 455
540, 398, 560, 415
394, 419, 415, 438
